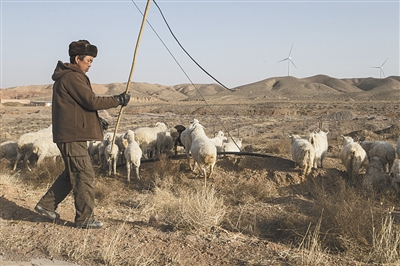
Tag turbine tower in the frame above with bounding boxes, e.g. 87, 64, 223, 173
278, 43, 297, 76
371, 58, 388, 78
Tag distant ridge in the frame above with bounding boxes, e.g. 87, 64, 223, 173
1, 75, 399, 102
228, 75, 400, 101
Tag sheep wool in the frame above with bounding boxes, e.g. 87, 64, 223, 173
363, 156, 391, 192
104, 134, 119, 176
134, 122, 168, 159
210, 131, 227, 153
13, 125, 53, 171
222, 137, 242, 153
392, 159, 400, 193
307, 130, 329, 168
30, 136, 61, 171
180, 119, 199, 170
339, 136, 367, 180
360, 140, 395, 173
290, 135, 315, 176
0, 141, 18, 160
123, 130, 142, 182
189, 121, 217, 184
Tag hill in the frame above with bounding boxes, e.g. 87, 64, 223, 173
1, 75, 399, 102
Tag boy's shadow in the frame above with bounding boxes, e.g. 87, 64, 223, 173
0, 195, 74, 227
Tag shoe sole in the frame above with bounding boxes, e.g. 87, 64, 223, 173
75, 225, 103, 229
34, 205, 60, 220
75, 222, 104, 229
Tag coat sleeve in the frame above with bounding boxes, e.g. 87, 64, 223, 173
65, 73, 120, 111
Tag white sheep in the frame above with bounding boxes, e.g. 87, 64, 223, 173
210, 131, 227, 153
290, 135, 315, 176
123, 130, 142, 182
13, 125, 53, 171
97, 135, 109, 170
29, 136, 61, 170
392, 159, 400, 193
115, 133, 128, 165
0, 141, 18, 160
339, 136, 368, 179
98, 132, 127, 169
88, 140, 102, 162
156, 128, 177, 156
180, 119, 199, 170
222, 137, 242, 153
104, 134, 119, 176
360, 140, 395, 173
134, 122, 168, 159
307, 130, 329, 168
189, 121, 217, 185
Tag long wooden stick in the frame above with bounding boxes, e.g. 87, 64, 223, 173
111, 0, 152, 146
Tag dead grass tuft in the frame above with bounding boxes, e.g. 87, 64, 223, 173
139, 185, 226, 232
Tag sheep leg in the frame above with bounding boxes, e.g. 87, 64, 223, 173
24, 150, 34, 171
113, 158, 117, 175
126, 162, 131, 182
208, 164, 214, 179
37, 153, 45, 167
201, 167, 207, 187
142, 144, 149, 159
185, 150, 192, 170
108, 159, 112, 176
192, 161, 199, 174
135, 166, 140, 180
13, 153, 22, 171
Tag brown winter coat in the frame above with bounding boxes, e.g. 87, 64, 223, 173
51, 61, 119, 143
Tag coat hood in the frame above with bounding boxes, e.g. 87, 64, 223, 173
52, 61, 84, 82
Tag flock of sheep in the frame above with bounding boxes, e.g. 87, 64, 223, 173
1, 119, 242, 185
2, 118, 400, 191
290, 130, 400, 192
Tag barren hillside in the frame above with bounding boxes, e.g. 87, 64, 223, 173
1, 75, 399, 102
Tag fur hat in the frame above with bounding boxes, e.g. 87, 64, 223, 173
69, 40, 98, 57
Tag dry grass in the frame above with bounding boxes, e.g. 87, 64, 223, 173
298, 215, 327, 265
3, 147, 400, 265
369, 212, 400, 264
2, 100, 400, 265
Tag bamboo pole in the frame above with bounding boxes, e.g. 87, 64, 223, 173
111, 0, 152, 147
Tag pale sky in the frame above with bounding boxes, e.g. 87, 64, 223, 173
1, 0, 399, 89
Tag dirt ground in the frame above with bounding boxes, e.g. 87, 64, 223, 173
1, 99, 400, 265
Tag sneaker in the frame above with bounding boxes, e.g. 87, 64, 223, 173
75, 220, 104, 229
34, 204, 60, 220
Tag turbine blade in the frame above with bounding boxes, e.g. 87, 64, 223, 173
277, 58, 288, 63
288, 43, 294, 56
290, 59, 297, 68
382, 57, 389, 67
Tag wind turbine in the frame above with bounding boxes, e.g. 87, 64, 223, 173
278, 43, 297, 76
371, 58, 388, 78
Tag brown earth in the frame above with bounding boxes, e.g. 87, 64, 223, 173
1, 79, 400, 265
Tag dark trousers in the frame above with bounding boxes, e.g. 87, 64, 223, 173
37, 141, 95, 224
